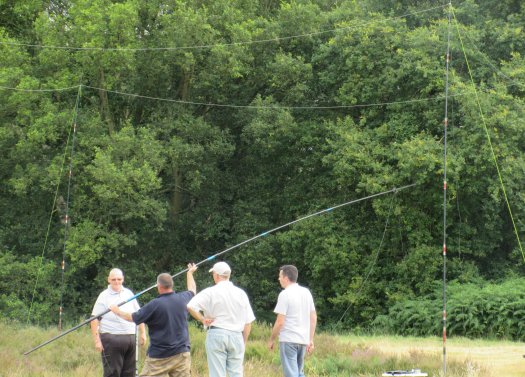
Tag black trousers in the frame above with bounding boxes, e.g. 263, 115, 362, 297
100, 333, 136, 377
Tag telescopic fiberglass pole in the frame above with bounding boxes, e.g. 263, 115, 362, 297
24, 183, 416, 356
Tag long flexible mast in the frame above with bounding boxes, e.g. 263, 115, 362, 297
23, 183, 416, 356
442, 3, 452, 375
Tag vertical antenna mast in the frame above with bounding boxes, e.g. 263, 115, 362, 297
58, 85, 82, 330
442, 3, 452, 376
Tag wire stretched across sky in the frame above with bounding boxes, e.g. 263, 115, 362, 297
0, 85, 80, 92
0, 83, 511, 111
0, 4, 448, 52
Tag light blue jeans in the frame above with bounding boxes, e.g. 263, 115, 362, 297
279, 342, 306, 377
205, 328, 245, 377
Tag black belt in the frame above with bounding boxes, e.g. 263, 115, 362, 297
208, 326, 241, 333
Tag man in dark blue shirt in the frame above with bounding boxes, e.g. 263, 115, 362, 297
110, 264, 197, 377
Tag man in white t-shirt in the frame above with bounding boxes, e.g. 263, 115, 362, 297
91, 268, 146, 377
268, 265, 317, 377
187, 261, 256, 377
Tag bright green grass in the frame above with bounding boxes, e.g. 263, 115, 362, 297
1, 321, 495, 377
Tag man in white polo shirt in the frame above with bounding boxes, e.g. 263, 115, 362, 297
268, 265, 317, 377
91, 268, 146, 377
187, 261, 256, 377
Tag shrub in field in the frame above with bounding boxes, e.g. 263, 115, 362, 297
0, 251, 61, 325
373, 278, 525, 340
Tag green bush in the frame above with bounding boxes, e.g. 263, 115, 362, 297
0, 251, 61, 325
373, 278, 525, 340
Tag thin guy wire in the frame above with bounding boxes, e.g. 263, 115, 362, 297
24, 183, 417, 355
454, 26, 525, 90
0, 4, 448, 52
337, 192, 397, 323
452, 8, 525, 262
0, 84, 80, 92
0, 82, 449, 111
58, 85, 82, 330
0, 84, 519, 111
83, 84, 455, 109
26, 90, 81, 324
456, 190, 462, 258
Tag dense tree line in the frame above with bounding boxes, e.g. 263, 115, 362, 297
1, 0, 524, 335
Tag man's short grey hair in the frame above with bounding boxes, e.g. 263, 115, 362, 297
108, 268, 124, 278
157, 273, 173, 289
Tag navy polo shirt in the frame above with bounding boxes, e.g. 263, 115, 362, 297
132, 290, 194, 358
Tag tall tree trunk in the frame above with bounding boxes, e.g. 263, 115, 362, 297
177, 68, 191, 102
98, 67, 115, 135
171, 166, 184, 222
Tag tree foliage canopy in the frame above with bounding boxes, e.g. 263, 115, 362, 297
1, 0, 524, 335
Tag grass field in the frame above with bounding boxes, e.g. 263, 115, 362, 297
1, 320, 523, 376
348, 334, 525, 377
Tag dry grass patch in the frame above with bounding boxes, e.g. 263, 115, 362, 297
1, 321, 512, 376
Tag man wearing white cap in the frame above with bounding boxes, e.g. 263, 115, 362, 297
187, 261, 256, 377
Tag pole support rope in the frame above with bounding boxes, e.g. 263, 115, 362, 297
337, 191, 398, 323
27, 86, 83, 325
451, 8, 525, 262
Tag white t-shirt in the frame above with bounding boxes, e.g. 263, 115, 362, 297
187, 280, 255, 332
92, 286, 140, 334
274, 283, 315, 345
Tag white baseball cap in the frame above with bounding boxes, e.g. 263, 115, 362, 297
209, 261, 231, 275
